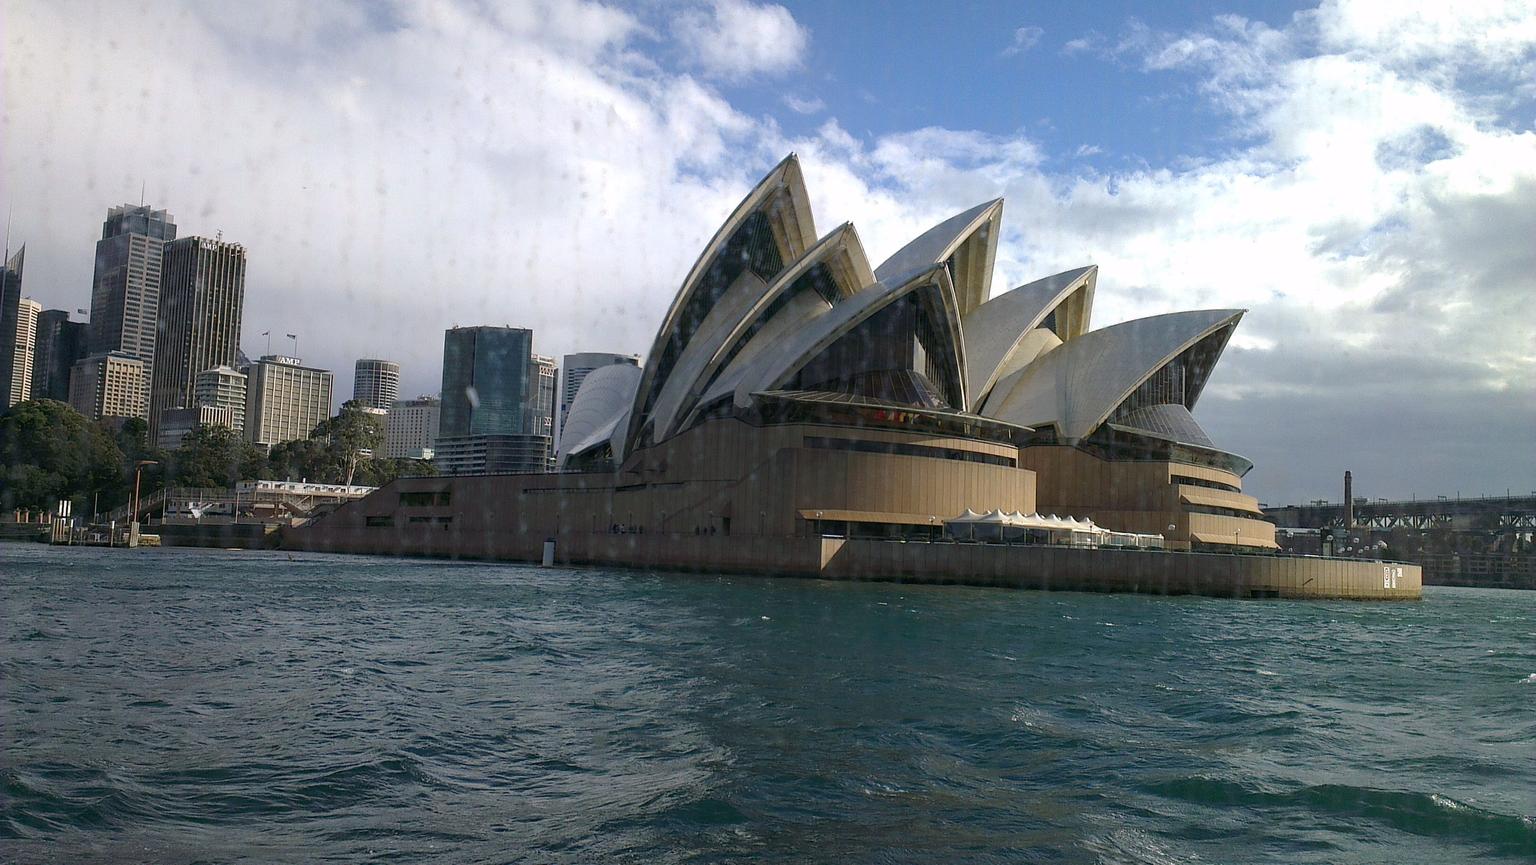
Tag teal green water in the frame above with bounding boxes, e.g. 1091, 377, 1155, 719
2, 545, 1533, 863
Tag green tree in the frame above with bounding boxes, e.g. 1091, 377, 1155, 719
265, 437, 331, 483
171, 424, 258, 488
354, 457, 437, 486
0, 399, 124, 512
113, 416, 169, 498
311, 401, 386, 486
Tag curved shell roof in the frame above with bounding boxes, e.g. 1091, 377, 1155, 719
873, 199, 1002, 316
710, 264, 966, 412
962, 265, 1096, 410
589, 153, 1250, 469
556, 363, 642, 469
982, 309, 1244, 441
645, 222, 872, 441
625, 153, 816, 453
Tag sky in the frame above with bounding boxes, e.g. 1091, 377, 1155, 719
3, 0, 1533, 506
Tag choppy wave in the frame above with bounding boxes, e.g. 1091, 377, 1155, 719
3, 545, 1534, 864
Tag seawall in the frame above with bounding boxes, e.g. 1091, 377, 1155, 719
280, 524, 1421, 600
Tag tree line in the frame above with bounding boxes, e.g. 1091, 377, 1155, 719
0, 399, 434, 515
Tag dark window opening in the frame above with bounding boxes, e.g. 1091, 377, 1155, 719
1173, 475, 1241, 493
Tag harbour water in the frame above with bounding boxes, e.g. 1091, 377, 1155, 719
2, 545, 1532, 863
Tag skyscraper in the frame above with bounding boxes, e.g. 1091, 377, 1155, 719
148, 236, 246, 439
0, 246, 24, 408
31, 310, 89, 402
244, 355, 333, 448
439, 326, 534, 437
193, 365, 248, 433
88, 206, 176, 380
384, 395, 440, 459
353, 358, 400, 411
8, 298, 40, 405
68, 351, 148, 422
435, 326, 551, 475
559, 352, 639, 435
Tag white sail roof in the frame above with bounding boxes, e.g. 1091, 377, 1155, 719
556, 363, 642, 470
982, 309, 1244, 441
962, 265, 1096, 410
874, 199, 1002, 316
646, 223, 873, 441
626, 154, 817, 457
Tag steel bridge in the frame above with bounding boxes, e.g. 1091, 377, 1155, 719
1265, 494, 1536, 532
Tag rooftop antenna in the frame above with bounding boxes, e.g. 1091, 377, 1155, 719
140, 181, 145, 206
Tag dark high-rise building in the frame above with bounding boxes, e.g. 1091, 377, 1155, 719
148, 236, 246, 439
88, 205, 176, 383
32, 310, 90, 402
0, 246, 23, 409
435, 326, 552, 475
440, 326, 534, 438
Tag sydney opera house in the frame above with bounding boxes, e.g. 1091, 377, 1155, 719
289, 156, 1420, 599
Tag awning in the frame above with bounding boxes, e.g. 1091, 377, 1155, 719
1191, 530, 1279, 549
1179, 486, 1260, 513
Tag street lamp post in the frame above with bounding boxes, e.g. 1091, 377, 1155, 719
131, 459, 159, 547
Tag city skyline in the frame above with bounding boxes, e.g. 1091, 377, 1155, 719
2, 0, 1532, 504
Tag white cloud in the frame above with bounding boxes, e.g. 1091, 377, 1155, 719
673, 0, 808, 79
782, 94, 825, 115
1, 0, 764, 401
1001, 26, 1044, 57
1, 0, 1530, 503
1061, 32, 1106, 56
